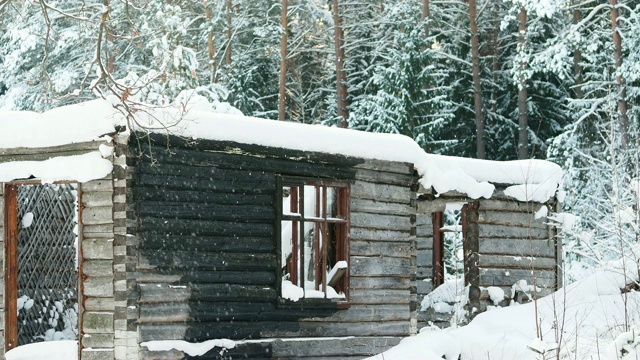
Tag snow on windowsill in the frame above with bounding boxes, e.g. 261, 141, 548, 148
5, 340, 78, 360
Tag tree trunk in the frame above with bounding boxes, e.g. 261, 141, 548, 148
573, 7, 583, 99
278, 0, 288, 121
333, 0, 348, 128
225, 0, 232, 66
206, 6, 217, 82
491, 0, 500, 114
610, 0, 629, 148
104, 0, 114, 73
422, 0, 430, 39
517, 6, 528, 159
469, 0, 486, 159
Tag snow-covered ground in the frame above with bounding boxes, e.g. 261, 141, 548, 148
368, 253, 640, 360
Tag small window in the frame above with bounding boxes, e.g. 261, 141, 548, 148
279, 178, 350, 303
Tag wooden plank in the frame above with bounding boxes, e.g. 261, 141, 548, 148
0, 143, 106, 163
354, 168, 414, 186
135, 270, 276, 285
300, 304, 409, 323
138, 283, 277, 303
350, 228, 411, 242
4, 184, 18, 352
416, 199, 447, 214
350, 212, 411, 231
350, 276, 410, 290
137, 189, 273, 206
478, 268, 556, 288
417, 279, 433, 295
477, 210, 546, 229
479, 238, 556, 257
138, 162, 275, 182
478, 199, 540, 213
138, 174, 276, 195
416, 236, 433, 250
138, 203, 275, 222
478, 254, 557, 270
0, 141, 106, 156
140, 234, 274, 253
477, 224, 548, 239
417, 250, 433, 267
354, 159, 413, 175
350, 256, 412, 277
349, 289, 410, 305
138, 321, 411, 342
82, 206, 113, 225
416, 266, 433, 278
350, 240, 412, 258
81, 191, 113, 207
138, 251, 277, 271
350, 198, 414, 216
351, 181, 411, 204
139, 218, 274, 236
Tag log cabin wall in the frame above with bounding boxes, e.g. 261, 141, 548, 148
0, 140, 120, 360
415, 192, 561, 329
128, 133, 418, 359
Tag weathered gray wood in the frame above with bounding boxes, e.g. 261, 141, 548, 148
139, 321, 411, 342
350, 228, 411, 242
81, 179, 113, 192
478, 268, 556, 288
416, 236, 433, 250
81, 206, 113, 225
81, 191, 113, 207
478, 254, 558, 270
351, 181, 411, 204
354, 168, 415, 187
350, 212, 411, 231
138, 283, 277, 303
416, 213, 434, 227
479, 238, 556, 257
0, 142, 107, 163
350, 240, 412, 257
477, 211, 546, 229
301, 304, 409, 323
478, 199, 541, 213
350, 256, 412, 277
416, 266, 433, 278
478, 224, 548, 239
416, 199, 447, 214
350, 289, 410, 305
354, 159, 413, 175
350, 275, 410, 290
351, 198, 414, 216
417, 250, 433, 267
417, 279, 433, 295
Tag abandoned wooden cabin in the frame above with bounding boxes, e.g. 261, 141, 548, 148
0, 99, 564, 359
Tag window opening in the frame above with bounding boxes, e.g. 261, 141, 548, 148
280, 180, 349, 301
433, 203, 468, 286
4, 183, 79, 351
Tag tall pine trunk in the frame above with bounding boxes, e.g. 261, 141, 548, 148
469, 0, 486, 159
517, 6, 528, 159
333, 0, 348, 128
491, 1, 500, 114
206, 6, 217, 82
422, 0, 429, 39
225, 0, 232, 66
278, 0, 288, 121
573, 6, 583, 99
610, 0, 629, 147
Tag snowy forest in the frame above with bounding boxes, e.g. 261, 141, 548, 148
1, 0, 640, 288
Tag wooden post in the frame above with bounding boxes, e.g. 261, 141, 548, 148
465, 201, 481, 313
4, 184, 18, 352
432, 212, 444, 287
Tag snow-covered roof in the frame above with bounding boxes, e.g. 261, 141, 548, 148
0, 97, 563, 202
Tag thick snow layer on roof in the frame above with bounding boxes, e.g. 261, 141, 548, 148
0, 96, 562, 201
5, 340, 78, 360
0, 152, 113, 183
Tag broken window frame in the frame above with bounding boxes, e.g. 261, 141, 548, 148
277, 176, 350, 307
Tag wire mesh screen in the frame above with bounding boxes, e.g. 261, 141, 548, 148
16, 184, 79, 345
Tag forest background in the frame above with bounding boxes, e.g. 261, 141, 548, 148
1, 0, 639, 279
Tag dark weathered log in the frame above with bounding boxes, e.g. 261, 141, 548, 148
138, 174, 276, 195
350, 240, 412, 257
140, 234, 274, 253
135, 270, 276, 285
135, 143, 357, 180
351, 198, 414, 216
350, 275, 410, 290
350, 212, 412, 231
350, 256, 412, 277
139, 283, 277, 303
351, 181, 412, 204
478, 238, 556, 258
477, 224, 548, 239
478, 254, 557, 270
478, 268, 556, 287
139, 218, 274, 236
139, 320, 410, 342
354, 168, 415, 187
350, 289, 411, 305
138, 203, 275, 222
477, 211, 546, 229
0, 141, 106, 163
478, 199, 541, 213
138, 161, 275, 182
139, 250, 276, 271
350, 228, 411, 242
137, 190, 274, 206
300, 304, 409, 323
354, 159, 413, 175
